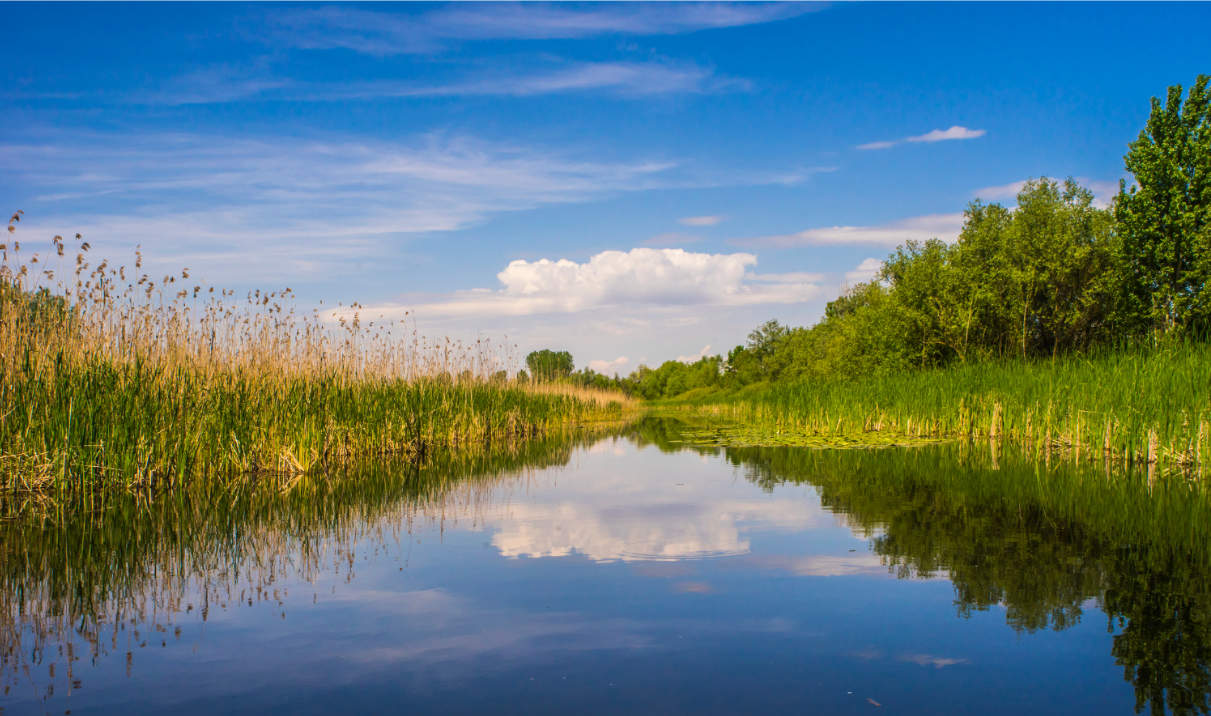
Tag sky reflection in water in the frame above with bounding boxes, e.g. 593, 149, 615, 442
1, 426, 1178, 715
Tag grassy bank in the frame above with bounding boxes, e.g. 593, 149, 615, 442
0, 229, 632, 494
660, 343, 1211, 475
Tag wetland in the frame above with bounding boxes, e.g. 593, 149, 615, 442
4, 418, 1209, 715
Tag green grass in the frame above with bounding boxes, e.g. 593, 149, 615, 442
660, 342, 1211, 474
1, 356, 628, 493
0, 245, 633, 494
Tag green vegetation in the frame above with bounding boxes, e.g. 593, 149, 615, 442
661, 342, 1211, 471
0, 214, 631, 496
634, 417, 1211, 714
584, 76, 1211, 472
0, 429, 610, 696
3, 76, 1207, 495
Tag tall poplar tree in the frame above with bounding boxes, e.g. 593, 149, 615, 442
1116, 75, 1211, 334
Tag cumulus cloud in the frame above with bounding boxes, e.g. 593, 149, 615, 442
845, 257, 883, 284
739, 213, 965, 248
489, 496, 828, 562
857, 125, 986, 151
588, 356, 630, 374
353, 248, 821, 320
679, 215, 725, 227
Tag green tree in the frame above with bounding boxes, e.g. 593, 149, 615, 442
525, 349, 574, 381
1116, 75, 1211, 335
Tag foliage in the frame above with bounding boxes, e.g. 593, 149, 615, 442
525, 348, 574, 381
664, 339, 1211, 472
618, 77, 1211, 401
1117, 75, 1211, 335
0, 228, 630, 494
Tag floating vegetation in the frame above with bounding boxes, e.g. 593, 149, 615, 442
647, 412, 952, 450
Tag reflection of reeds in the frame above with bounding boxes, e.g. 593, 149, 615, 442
0, 216, 632, 493
666, 346, 1211, 479
0, 429, 609, 704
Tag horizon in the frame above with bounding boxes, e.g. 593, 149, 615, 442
4, 2, 1209, 374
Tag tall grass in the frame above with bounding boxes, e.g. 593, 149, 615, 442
666, 344, 1211, 475
0, 214, 632, 493
0, 429, 607, 701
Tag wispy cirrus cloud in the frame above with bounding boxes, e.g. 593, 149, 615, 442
857, 125, 986, 151
135, 60, 747, 106
4, 132, 678, 282
678, 215, 725, 227
7, 129, 820, 287
270, 3, 817, 56
738, 213, 965, 248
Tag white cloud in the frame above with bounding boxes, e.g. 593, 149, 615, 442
747, 270, 826, 283
271, 4, 815, 56
856, 125, 986, 151
900, 653, 969, 669
973, 177, 1119, 209
679, 215, 724, 227
741, 213, 965, 248
138, 60, 746, 105
845, 257, 883, 284
856, 140, 897, 151
588, 356, 630, 374
353, 248, 821, 320
906, 125, 986, 143
676, 345, 713, 363
7, 131, 805, 287
489, 496, 828, 563
746, 554, 888, 577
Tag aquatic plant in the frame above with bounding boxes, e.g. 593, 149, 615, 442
662, 343, 1211, 477
0, 213, 632, 494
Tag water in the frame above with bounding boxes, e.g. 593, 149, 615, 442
3, 419, 1209, 715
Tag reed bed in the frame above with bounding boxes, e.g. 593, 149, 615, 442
0, 214, 632, 494
666, 344, 1211, 478
0, 430, 601, 703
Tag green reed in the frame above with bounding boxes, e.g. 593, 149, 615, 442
0, 217, 632, 494
664, 342, 1211, 474
0, 429, 611, 700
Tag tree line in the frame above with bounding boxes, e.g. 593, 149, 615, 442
528, 76, 1210, 399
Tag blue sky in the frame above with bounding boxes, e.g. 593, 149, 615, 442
3, 2, 1208, 373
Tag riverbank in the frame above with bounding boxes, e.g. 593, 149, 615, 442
657, 343, 1211, 476
0, 243, 634, 494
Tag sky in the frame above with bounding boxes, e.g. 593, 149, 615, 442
3, 2, 1209, 374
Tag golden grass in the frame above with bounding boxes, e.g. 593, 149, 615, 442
0, 213, 626, 493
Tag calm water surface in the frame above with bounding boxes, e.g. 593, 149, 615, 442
2, 420, 1208, 714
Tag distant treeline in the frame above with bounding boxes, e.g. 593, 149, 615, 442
546, 75, 1210, 400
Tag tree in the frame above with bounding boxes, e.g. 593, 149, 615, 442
1116, 75, 1211, 335
525, 349, 574, 381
